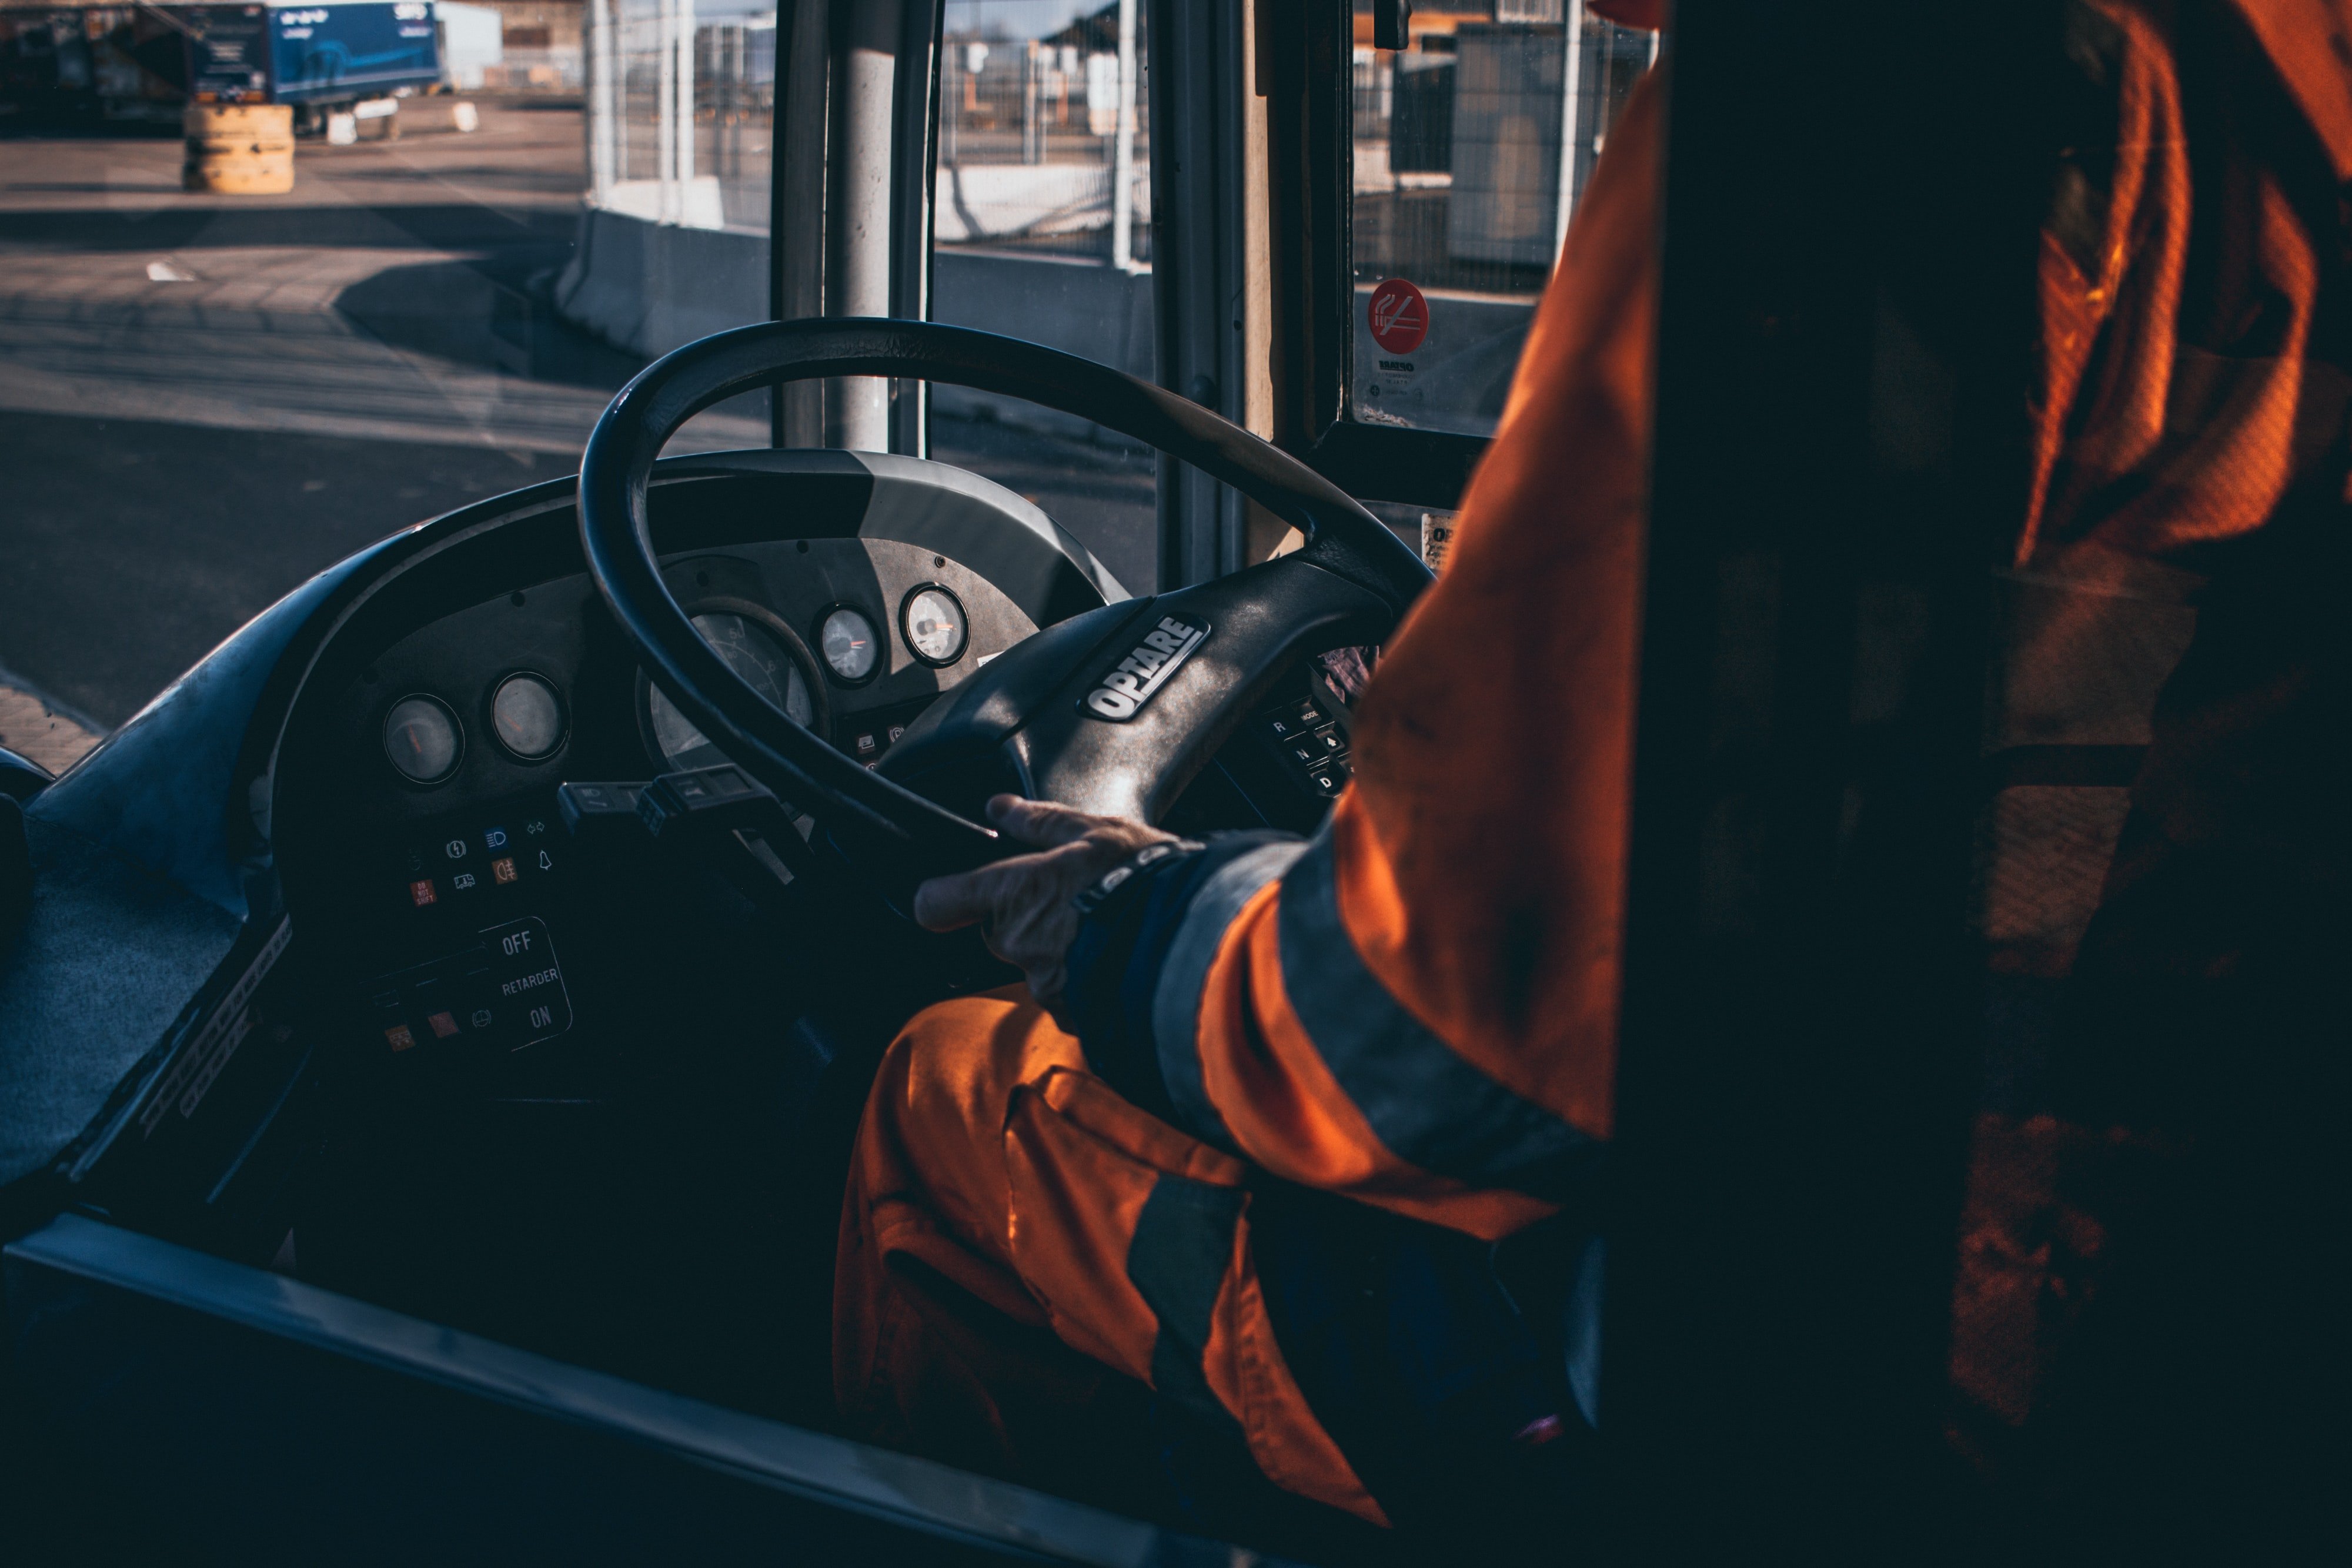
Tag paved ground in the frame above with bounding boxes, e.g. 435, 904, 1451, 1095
0, 661, 102, 775
0, 104, 1155, 731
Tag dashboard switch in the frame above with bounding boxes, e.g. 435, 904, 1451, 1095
640, 764, 782, 838
558, 781, 649, 844
634, 765, 811, 904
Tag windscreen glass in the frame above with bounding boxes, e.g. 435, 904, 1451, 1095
925, 0, 1157, 597
1348, 1, 1654, 438
0, 0, 771, 765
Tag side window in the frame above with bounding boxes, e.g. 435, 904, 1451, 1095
928, 1, 1158, 596
576, 0, 777, 439
1349, 2, 1655, 438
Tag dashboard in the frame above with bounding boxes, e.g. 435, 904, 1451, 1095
268, 449, 1356, 1104
319, 530, 1035, 1068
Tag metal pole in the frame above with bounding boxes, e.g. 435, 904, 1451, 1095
676, 0, 696, 192
1552, 0, 1584, 265
588, 0, 617, 203
940, 39, 957, 165
1023, 39, 1040, 164
775, 0, 830, 447
834, 0, 898, 450
657, 0, 677, 221
1111, 0, 1137, 272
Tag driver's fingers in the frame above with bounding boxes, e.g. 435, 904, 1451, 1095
911, 867, 994, 932
911, 844, 1068, 933
987, 794, 1110, 849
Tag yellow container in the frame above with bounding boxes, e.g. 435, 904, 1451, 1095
183, 156, 295, 195
185, 133, 296, 158
183, 103, 294, 194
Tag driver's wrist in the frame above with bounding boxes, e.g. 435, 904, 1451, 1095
1063, 830, 1297, 1125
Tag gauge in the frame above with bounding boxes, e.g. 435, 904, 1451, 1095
901, 584, 968, 667
646, 611, 816, 773
383, 694, 462, 785
818, 606, 881, 683
489, 672, 565, 761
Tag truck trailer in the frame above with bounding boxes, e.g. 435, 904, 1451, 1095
0, 1, 441, 126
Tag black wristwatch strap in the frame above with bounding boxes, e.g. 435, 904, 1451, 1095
1072, 837, 1203, 921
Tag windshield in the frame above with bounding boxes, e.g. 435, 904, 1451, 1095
927, 0, 1157, 595
0, 0, 773, 763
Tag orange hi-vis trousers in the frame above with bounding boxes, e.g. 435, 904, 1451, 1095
833, 988, 1389, 1525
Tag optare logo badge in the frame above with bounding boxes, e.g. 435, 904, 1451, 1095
1081, 613, 1210, 721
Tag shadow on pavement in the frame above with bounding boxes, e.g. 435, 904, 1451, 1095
0, 201, 579, 256
335, 256, 643, 391
0, 116, 178, 141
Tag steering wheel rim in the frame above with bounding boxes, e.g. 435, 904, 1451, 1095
579, 316, 1429, 874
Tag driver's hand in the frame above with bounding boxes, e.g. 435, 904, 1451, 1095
912, 794, 1178, 1019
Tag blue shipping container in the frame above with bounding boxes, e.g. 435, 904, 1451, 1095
266, 2, 439, 104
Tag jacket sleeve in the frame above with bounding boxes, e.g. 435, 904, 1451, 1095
1065, 66, 1664, 1242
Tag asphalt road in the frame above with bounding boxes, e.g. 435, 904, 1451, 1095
0, 105, 1155, 731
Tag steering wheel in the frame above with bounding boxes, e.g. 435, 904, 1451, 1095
579, 318, 1432, 883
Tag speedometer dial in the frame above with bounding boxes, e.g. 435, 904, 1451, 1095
490, 671, 566, 760
818, 606, 880, 683
647, 611, 816, 773
901, 585, 968, 667
383, 694, 462, 785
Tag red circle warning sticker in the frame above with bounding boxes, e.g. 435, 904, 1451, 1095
1367, 278, 1429, 355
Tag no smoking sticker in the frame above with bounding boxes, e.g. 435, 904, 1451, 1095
1368, 278, 1429, 355
1361, 278, 1430, 424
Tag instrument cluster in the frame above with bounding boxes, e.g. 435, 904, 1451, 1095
382, 672, 567, 786
368, 548, 1001, 801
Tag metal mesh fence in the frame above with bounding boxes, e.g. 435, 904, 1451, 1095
937, 3, 1149, 268
590, 0, 772, 233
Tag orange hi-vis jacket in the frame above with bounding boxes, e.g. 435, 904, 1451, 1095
839, 0, 2352, 1530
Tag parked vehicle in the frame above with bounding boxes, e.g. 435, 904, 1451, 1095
0, 1, 439, 128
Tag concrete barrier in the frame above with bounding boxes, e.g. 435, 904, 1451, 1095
552, 204, 771, 365
552, 204, 1154, 443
